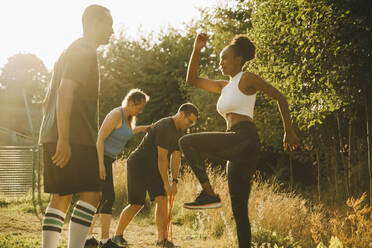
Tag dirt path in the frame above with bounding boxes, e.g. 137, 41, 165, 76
0, 207, 228, 248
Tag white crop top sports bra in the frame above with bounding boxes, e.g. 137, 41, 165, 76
216, 71, 256, 119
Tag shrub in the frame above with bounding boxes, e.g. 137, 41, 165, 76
112, 159, 370, 247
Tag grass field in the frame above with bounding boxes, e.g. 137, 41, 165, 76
0, 159, 371, 248
0, 193, 228, 248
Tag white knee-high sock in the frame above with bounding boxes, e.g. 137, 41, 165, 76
68, 200, 97, 248
42, 207, 66, 248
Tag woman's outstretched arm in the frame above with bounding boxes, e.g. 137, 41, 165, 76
132, 124, 152, 134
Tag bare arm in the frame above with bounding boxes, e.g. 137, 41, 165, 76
52, 79, 78, 167
170, 151, 181, 181
169, 151, 181, 195
157, 146, 171, 195
186, 33, 227, 94
96, 109, 121, 180
132, 124, 152, 135
242, 72, 300, 151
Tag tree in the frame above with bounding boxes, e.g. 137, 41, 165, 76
0, 53, 50, 106
194, 0, 372, 200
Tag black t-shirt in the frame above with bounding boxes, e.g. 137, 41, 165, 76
131, 117, 183, 164
39, 38, 99, 146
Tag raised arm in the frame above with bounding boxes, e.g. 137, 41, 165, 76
186, 33, 227, 94
52, 79, 78, 167
241, 72, 300, 151
96, 109, 121, 180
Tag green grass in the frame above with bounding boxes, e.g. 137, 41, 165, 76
1, 164, 369, 248
0, 233, 68, 248
0, 233, 41, 248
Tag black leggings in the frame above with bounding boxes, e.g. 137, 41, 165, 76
97, 155, 115, 214
179, 122, 260, 248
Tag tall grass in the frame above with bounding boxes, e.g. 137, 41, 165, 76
112, 159, 128, 215
0, 158, 369, 247
96, 159, 372, 247
0, 158, 370, 247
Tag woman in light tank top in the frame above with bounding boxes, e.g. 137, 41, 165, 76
179, 33, 300, 248
85, 89, 151, 247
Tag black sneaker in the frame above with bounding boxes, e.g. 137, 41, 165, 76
156, 239, 177, 248
99, 239, 123, 248
183, 190, 222, 209
111, 235, 128, 247
85, 237, 99, 247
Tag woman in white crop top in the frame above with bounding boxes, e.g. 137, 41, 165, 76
179, 33, 300, 248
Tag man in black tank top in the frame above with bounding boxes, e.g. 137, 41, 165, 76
110, 103, 199, 248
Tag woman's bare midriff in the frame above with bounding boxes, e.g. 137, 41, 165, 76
225, 112, 254, 130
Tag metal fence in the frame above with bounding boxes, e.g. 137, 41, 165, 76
0, 146, 37, 196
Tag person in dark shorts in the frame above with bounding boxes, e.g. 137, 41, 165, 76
179, 33, 300, 248
110, 103, 199, 248
84, 89, 151, 248
38, 5, 113, 248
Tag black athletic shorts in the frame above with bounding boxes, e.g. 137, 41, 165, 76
97, 155, 115, 214
43, 142, 101, 195
126, 154, 166, 205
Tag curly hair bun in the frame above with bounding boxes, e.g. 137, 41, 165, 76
230, 35, 255, 62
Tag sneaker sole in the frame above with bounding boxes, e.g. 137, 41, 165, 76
111, 241, 130, 247
112, 243, 130, 248
183, 202, 222, 209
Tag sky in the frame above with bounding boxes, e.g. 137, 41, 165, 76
0, 0, 223, 70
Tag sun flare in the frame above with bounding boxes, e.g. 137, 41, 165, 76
0, 0, 219, 70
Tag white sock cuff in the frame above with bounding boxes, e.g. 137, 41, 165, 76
101, 238, 109, 244
45, 207, 66, 218
76, 200, 97, 212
